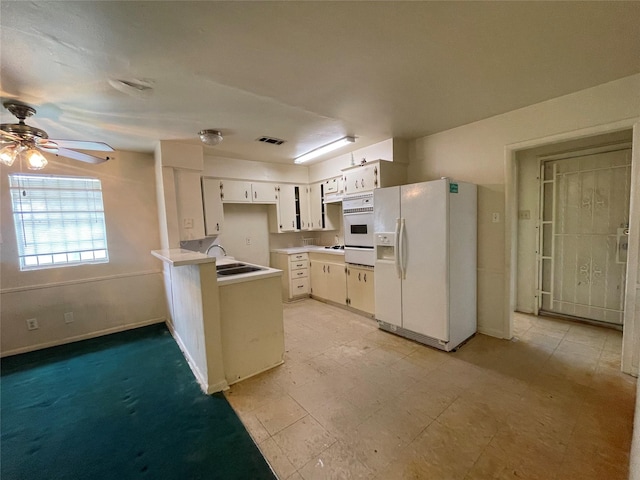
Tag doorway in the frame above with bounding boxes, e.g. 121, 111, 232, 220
537, 146, 632, 326
515, 130, 633, 329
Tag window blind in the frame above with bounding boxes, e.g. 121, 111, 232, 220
9, 174, 109, 270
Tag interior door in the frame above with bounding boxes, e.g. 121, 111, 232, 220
540, 148, 632, 324
400, 180, 449, 340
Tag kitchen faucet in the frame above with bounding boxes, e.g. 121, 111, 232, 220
206, 243, 227, 256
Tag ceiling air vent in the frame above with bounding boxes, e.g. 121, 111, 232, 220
257, 136, 286, 146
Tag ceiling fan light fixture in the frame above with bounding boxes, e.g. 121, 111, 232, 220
198, 129, 223, 146
294, 136, 356, 164
0, 144, 24, 167
21, 147, 48, 170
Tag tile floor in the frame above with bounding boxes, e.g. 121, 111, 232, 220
224, 299, 636, 479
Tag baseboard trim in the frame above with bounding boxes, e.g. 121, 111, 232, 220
1, 317, 166, 357
165, 321, 229, 395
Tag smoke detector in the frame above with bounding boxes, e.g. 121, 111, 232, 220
198, 129, 223, 146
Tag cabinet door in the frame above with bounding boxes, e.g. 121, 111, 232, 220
343, 163, 378, 194
201, 177, 224, 236
277, 185, 298, 232
347, 266, 375, 314
326, 262, 347, 305
175, 170, 206, 241
308, 183, 323, 230
310, 260, 329, 299
251, 182, 277, 204
221, 180, 252, 203
299, 186, 310, 230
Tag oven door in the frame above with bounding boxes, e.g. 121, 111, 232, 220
344, 212, 374, 248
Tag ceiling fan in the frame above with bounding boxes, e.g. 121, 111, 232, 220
0, 101, 114, 170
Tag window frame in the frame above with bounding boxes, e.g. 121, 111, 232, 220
8, 173, 110, 271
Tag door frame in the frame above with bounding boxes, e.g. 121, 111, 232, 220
505, 119, 639, 375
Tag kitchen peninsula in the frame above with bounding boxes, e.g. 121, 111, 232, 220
151, 249, 284, 393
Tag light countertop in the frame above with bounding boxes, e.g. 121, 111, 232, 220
151, 248, 216, 266
271, 245, 345, 256
151, 249, 281, 285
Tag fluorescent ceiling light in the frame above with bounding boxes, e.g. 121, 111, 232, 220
294, 136, 355, 164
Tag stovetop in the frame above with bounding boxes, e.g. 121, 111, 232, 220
324, 245, 345, 250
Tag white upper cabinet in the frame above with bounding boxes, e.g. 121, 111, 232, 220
308, 182, 339, 231
201, 177, 224, 236
174, 170, 206, 241
299, 185, 310, 230
309, 183, 323, 230
221, 180, 252, 203
342, 160, 407, 195
275, 184, 298, 232
251, 182, 278, 204
220, 180, 277, 204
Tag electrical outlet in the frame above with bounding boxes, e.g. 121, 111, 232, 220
492, 212, 500, 223
26, 318, 39, 330
183, 218, 194, 229
64, 312, 74, 324
245, 237, 251, 246
518, 210, 531, 220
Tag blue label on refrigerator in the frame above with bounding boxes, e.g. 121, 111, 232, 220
449, 183, 458, 193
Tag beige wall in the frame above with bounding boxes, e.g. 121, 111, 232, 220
408, 74, 640, 338
0, 150, 167, 355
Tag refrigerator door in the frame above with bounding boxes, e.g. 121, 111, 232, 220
400, 180, 449, 341
374, 186, 402, 327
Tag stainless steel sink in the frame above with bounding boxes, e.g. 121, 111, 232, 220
216, 263, 266, 276
216, 263, 245, 270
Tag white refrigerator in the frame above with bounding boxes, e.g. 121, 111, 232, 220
373, 179, 477, 351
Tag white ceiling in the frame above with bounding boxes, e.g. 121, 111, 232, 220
1, 1, 639, 165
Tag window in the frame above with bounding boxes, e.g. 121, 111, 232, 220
9, 173, 109, 270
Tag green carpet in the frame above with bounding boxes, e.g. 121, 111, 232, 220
1, 323, 276, 480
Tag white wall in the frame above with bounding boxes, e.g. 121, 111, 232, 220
1, 150, 167, 355
409, 73, 640, 338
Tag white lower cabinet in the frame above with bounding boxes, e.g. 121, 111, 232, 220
309, 253, 347, 306
346, 265, 375, 315
270, 252, 310, 302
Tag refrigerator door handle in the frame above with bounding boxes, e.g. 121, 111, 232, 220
399, 218, 406, 279
395, 218, 402, 278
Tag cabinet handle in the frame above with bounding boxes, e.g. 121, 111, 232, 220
358, 272, 361, 281
327, 265, 330, 273
216, 223, 219, 231
245, 190, 248, 198
364, 273, 367, 282
292, 220, 295, 228
323, 265, 326, 273
361, 179, 364, 188
254, 191, 257, 199
354, 180, 358, 189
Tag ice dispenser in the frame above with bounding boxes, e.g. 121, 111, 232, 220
376, 232, 396, 261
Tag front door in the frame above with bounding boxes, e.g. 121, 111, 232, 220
538, 147, 632, 325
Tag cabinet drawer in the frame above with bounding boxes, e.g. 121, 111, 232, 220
290, 260, 309, 270
289, 253, 309, 262
290, 277, 309, 296
291, 268, 308, 279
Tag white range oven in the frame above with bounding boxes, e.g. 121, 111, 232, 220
342, 193, 375, 266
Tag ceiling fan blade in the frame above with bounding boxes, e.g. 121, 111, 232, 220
1, 129, 21, 143
54, 147, 112, 164
36, 139, 59, 152
48, 139, 114, 152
